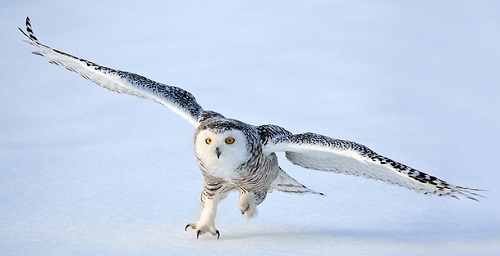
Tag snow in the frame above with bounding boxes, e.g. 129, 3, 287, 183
1, 1, 500, 255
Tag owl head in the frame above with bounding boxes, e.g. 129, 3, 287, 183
194, 119, 257, 178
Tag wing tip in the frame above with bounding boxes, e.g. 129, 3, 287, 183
19, 16, 39, 42
454, 186, 487, 202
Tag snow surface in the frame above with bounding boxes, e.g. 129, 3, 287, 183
1, 1, 500, 255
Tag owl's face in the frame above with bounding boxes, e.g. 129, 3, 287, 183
194, 128, 251, 179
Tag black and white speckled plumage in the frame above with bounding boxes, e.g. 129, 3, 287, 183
19, 17, 203, 126
263, 132, 481, 200
20, 17, 483, 239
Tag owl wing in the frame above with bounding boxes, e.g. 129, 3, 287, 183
19, 17, 204, 127
260, 126, 483, 201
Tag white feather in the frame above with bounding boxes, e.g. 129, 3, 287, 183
263, 132, 483, 200
19, 17, 203, 126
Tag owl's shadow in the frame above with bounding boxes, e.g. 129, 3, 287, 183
220, 226, 414, 241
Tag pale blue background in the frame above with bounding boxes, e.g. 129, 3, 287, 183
1, 1, 499, 255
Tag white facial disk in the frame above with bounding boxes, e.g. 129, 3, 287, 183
195, 129, 251, 180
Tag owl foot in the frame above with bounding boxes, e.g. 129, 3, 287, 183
238, 192, 258, 219
185, 223, 220, 239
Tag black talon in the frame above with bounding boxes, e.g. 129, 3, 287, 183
216, 230, 220, 240
196, 230, 201, 239
184, 224, 190, 231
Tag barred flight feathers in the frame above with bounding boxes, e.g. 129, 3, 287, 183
263, 132, 483, 201
19, 17, 204, 126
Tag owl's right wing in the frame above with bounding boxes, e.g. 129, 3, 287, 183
19, 17, 204, 127
259, 125, 483, 201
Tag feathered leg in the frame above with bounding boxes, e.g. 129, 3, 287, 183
185, 179, 232, 239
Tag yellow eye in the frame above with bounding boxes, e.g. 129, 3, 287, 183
205, 138, 212, 145
225, 137, 235, 144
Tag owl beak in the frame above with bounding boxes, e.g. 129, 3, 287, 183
215, 147, 222, 159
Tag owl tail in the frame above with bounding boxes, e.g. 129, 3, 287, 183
269, 167, 324, 195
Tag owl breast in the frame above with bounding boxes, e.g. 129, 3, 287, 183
202, 160, 244, 181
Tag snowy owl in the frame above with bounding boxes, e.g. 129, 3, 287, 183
20, 17, 482, 239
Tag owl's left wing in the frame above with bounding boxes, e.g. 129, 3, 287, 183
19, 17, 203, 126
261, 128, 483, 201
